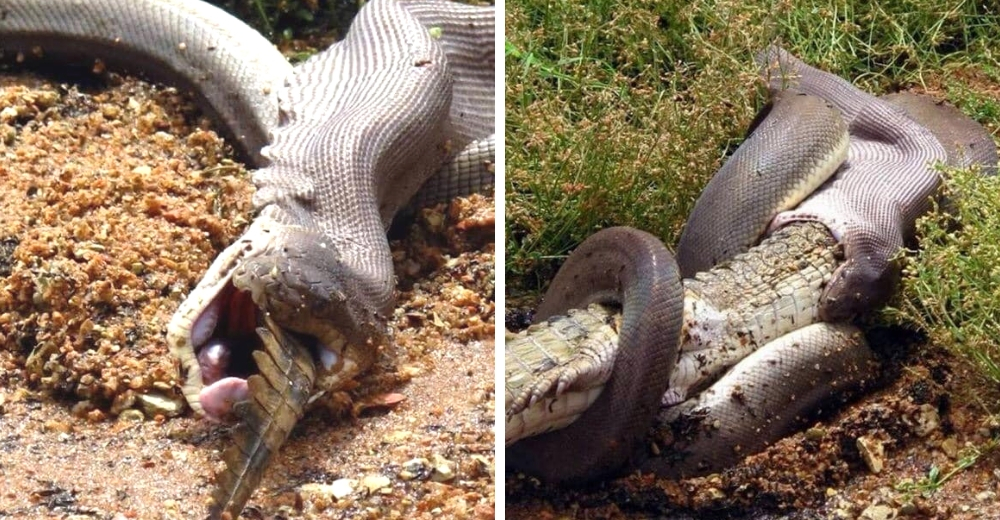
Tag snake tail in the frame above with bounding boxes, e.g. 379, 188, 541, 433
208, 317, 317, 519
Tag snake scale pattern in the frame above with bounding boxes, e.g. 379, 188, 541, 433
1, 0, 495, 517
506, 46, 996, 484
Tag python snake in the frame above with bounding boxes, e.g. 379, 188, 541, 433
1, 0, 495, 517
506, 46, 996, 484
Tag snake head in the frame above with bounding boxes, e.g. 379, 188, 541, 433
818, 229, 900, 322
167, 212, 387, 422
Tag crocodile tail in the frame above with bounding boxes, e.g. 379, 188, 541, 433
208, 317, 316, 519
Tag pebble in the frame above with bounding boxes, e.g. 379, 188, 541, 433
298, 483, 339, 512
856, 436, 885, 474
400, 457, 432, 480
383, 430, 412, 443
101, 104, 121, 120
0, 106, 17, 122
43, 420, 73, 434
705, 487, 726, 501
805, 426, 826, 441
859, 503, 896, 520
940, 436, 959, 459
330, 478, 357, 500
469, 454, 493, 479
911, 404, 940, 437
118, 409, 145, 422
362, 474, 391, 494
136, 392, 184, 417
110, 391, 136, 416
976, 490, 996, 502
431, 454, 456, 482
71, 400, 95, 417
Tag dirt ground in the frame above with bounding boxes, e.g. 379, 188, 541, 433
0, 70, 494, 518
504, 74, 1000, 520
505, 315, 1000, 518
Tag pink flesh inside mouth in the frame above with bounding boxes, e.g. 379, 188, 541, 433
191, 284, 261, 422
189, 283, 339, 422
199, 377, 250, 423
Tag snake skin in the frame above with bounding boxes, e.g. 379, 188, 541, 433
760, 46, 956, 321
677, 90, 849, 276
508, 227, 685, 484
403, 0, 496, 207
506, 47, 996, 484
1, 0, 494, 517
646, 322, 877, 478
0, 0, 496, 414
882, 91, 998, 174
505, 222, 851, 483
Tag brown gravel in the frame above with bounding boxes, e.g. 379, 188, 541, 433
0, 70, 494, 518
506, 328, 1000, 519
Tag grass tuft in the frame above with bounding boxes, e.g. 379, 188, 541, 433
507, 0, 1000, 385
506, 0, 1000, 299
885, 167, 1000, 386
894, 434, 999, 501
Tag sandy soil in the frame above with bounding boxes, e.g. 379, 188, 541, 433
0, 70, 494, 518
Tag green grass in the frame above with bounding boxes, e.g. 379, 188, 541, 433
895, 434, 999, 501
505, 0, 1000, 299
506, 0, 1000, 386
885, 167, 1000, 385
208, 0, 360, 41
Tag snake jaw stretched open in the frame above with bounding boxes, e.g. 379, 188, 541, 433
1, 0, 496, 420
2, 0, 495, 517
168, 212, 381, 420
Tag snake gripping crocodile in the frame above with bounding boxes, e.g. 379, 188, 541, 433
1, 0, 495, 517
506, 47, 996, 484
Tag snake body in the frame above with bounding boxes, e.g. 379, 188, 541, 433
676, 90, 849, 276
0, 0, 288, 166
507, 47, 996, 483
1, 0, 495, 516
508, 226, 685, 482
507, 222, 873, 483
758, 46, 994, 321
